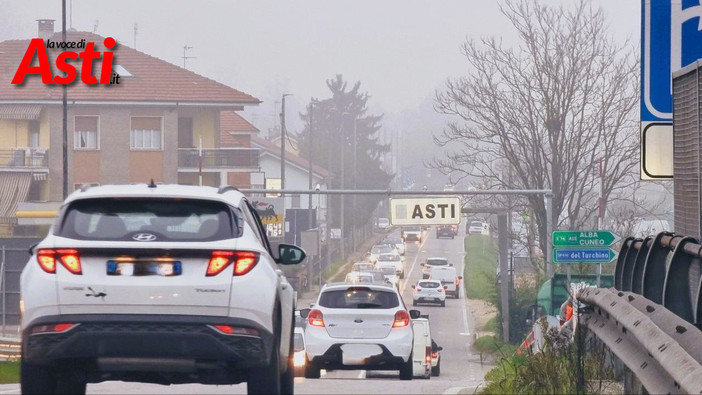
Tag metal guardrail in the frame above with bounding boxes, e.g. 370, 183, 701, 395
0, 148, 48, 168
578, 287, 702, 394
0, 337, 20, 360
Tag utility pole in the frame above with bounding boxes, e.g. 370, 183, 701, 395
308, 101, 315, 231
281, 94, 292, 191
62, 0, 68, 199
133, 23, 138, 49
352, 117, 357, 252
340, 115, 346, 263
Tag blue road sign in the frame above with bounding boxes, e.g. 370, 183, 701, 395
642, 0, 702, 122
553, 248, 616, 264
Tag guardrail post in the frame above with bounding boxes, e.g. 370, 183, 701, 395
642, 232, 675, 303
1, 245, 5, 337
631, 236, 653, 294
664, 236, 699, 323
615, 236, 635, 290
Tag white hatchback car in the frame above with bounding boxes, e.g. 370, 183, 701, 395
411, 280, 446, 307
376, 252, 405, 279
20, 184, 306, 394
301, 283, 418, 380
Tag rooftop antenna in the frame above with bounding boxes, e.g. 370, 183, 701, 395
182, 45, 195, 69
133, 23, 138, 49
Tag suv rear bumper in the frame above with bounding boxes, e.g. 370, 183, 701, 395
22, 314, 273, 383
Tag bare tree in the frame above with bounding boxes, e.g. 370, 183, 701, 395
433, 0, 639, 259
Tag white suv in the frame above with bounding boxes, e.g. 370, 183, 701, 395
301, 283, 418, 380
20, 184, 305, 394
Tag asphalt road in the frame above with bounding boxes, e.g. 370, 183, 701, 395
0, 226, 494, 394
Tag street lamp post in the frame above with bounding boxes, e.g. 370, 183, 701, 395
280, 94, 292, 192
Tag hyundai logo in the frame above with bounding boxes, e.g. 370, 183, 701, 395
132, 233, 157, 242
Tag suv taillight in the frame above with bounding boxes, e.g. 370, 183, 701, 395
308, 309, 325, 327
392, 310, 410, 328
37, 249, 82, 275
206, 251, 260, 276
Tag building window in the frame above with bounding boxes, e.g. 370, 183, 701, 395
291, 194, 301, 209
74, 116, 99, 149
130, 117, 162, 150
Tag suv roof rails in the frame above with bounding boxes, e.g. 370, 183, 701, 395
218, 185, 240, 194
79, 184, 94, 192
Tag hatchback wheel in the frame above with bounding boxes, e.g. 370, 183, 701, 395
432, 358, 441, 376
304, 356, 320, 379
399, 353, 413, 380
440, 300, 445, 307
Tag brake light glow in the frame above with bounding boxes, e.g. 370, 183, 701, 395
432, 351, 438, 359
37, 249, 56, 273
426, 346, 432, 363
31, 323, 77, 334
308, 309, 325, 327
206, 251, 260, 276
209, 325, 259, 337
36, 249, 82, 274
392, 310, 410, 328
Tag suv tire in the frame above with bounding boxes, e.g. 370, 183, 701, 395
21, 362, 56, 394
399, 353, 413, 380
248, 307, 282, 394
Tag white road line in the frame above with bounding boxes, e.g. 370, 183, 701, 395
357, 370, 366, 379
400, 233, 429, 294
0, 389, 19, 394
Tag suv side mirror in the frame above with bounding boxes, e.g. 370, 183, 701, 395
409, 309, 421, 319
299, 308, 310, 319
277, 244, 306, 265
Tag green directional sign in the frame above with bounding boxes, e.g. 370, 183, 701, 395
553, 248, 617, 264
552, 230, 620, 247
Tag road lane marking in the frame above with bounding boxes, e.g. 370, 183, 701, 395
400, 234, 428, 294
357, 370, 366, 379
0, 389, 19, 394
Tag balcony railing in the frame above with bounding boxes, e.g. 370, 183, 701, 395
177, 148, 260, 170
0, 148, 49, 169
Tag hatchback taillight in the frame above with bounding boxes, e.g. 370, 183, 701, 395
308, 309, 325, 327
437, 287, 444, 293
392, 310, 410, 328
37, 249, 82, 275
206, 251, 260, 276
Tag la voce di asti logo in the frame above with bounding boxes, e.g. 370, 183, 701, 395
11, 37, 120, 85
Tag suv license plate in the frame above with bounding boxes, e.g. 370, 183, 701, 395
107, 261, 182, 276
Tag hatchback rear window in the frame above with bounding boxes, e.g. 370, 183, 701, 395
58, 198, 241, 241
418, 281, 440, 288
318, 289, 399, 309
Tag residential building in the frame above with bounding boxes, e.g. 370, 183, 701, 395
0, 21, 260, 232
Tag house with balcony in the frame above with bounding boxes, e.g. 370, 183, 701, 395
0, 20, 261, 231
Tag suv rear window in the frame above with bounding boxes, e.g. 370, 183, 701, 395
58, 198, 241, 241
318, 289, 399, 309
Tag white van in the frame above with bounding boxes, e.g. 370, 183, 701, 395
429, 266, 462, 299
411, 318, 432, 379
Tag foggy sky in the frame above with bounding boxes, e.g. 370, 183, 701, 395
0, 0, 639, 136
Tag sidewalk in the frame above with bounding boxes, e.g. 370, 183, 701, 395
296, 230, 391, 308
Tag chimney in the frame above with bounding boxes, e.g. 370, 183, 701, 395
37, 19, 55, 40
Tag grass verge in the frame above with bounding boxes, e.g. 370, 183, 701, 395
0, 361, 19, 383
474, 335, 518, 356
463, 234, 498, 304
